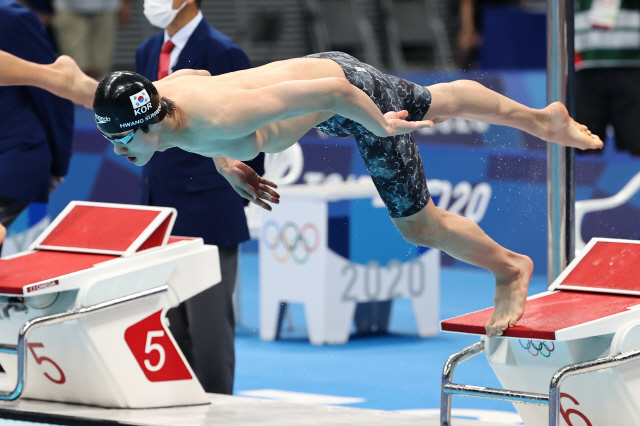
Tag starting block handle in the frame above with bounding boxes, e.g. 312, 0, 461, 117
443, 383, 548, 405
0, 285, 168, 401
440, 340, 549, 426
440, 341, 484, 426
441, 340, 640, 426
549, 347, 640, 426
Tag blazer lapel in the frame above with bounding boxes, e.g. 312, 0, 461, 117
149, 34, 164, 81
174, 18, 209, 70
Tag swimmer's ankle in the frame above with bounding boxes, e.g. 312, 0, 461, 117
493, 252, 531, 285
528, 106, 554, 141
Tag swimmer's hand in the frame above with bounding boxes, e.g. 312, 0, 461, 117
381, 110, 433, 137
215, 158, 280, 210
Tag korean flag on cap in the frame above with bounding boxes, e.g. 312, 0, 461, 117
130, 89, 151, 109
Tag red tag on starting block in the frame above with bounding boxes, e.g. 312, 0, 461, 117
124, 311, 192, 382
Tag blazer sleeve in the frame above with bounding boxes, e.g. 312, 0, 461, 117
1, 10, 74, 177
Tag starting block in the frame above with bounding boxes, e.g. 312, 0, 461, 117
0, 201, 221, 408
440, 238, 640, 426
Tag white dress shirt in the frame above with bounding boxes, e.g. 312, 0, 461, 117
163, 10, 203, 75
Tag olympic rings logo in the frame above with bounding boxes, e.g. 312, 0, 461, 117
262, 220, 320, 265
519, 339, 555, 357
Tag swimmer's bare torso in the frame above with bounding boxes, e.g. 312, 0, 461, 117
154, 58, 344, 160
147, 57, 427, 162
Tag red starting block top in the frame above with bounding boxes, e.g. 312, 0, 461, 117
0, 202, 189, 296
441, 238, 640, 341
0, 236, 196, 296
0, 251, 117, 295
30, 201, 176, 257
441, 291, 640, 340
552, 239, 640, 295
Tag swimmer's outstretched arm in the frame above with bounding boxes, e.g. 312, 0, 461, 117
213, 157, 280, 210
0, 49, 97, 108
216, 78, 433, 139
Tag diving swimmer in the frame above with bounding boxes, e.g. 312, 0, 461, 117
93, 52, 603, 337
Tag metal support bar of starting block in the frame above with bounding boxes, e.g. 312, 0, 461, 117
0, 285, 168, 401
440, 341, 550, 426
549, 347, 640, 426
441, 340, 640, 426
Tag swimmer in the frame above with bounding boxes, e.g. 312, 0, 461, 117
0, 49, 97, 108
0, 224, 5, 246
93, 52, 603, 337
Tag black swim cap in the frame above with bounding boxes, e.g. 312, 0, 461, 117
93, 71, 168, 134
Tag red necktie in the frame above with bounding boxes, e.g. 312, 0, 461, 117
157, 40, 175, 80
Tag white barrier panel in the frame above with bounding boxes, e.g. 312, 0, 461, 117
259, 182, 440, 345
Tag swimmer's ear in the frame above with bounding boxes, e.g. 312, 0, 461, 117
160, 69, 211, 81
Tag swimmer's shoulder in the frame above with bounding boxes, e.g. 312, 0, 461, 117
162, 69, 211, 81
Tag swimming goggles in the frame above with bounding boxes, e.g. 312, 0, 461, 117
98, 128, 137, 145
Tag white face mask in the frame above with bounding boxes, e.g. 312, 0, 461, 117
144, 0, 187, 29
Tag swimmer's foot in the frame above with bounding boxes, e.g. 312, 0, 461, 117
538, 102, 603, 151
485, 254, 533, 337
49, 55, 98, 109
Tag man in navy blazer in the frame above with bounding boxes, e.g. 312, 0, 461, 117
0, 0, 73, 246
136, 0, 255, 394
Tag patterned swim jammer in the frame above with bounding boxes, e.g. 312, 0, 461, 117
306, 52, 431, 218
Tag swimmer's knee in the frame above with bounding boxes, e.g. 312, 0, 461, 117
425, 82, 465, 123
392, 207, 442, 248
399, 223, 436, 247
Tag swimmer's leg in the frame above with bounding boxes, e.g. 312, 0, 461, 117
46, 55, 97, 108
424, 80, 603, 151
391, 199, 533, 337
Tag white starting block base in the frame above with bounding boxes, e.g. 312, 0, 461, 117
0, 202, 221, 408
0, 394, 500, 426
441, 238, 640, 426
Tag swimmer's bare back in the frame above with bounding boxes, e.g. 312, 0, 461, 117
156, 57, 346, 122
151, 58, 431, 161
153, 57, 342, 149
